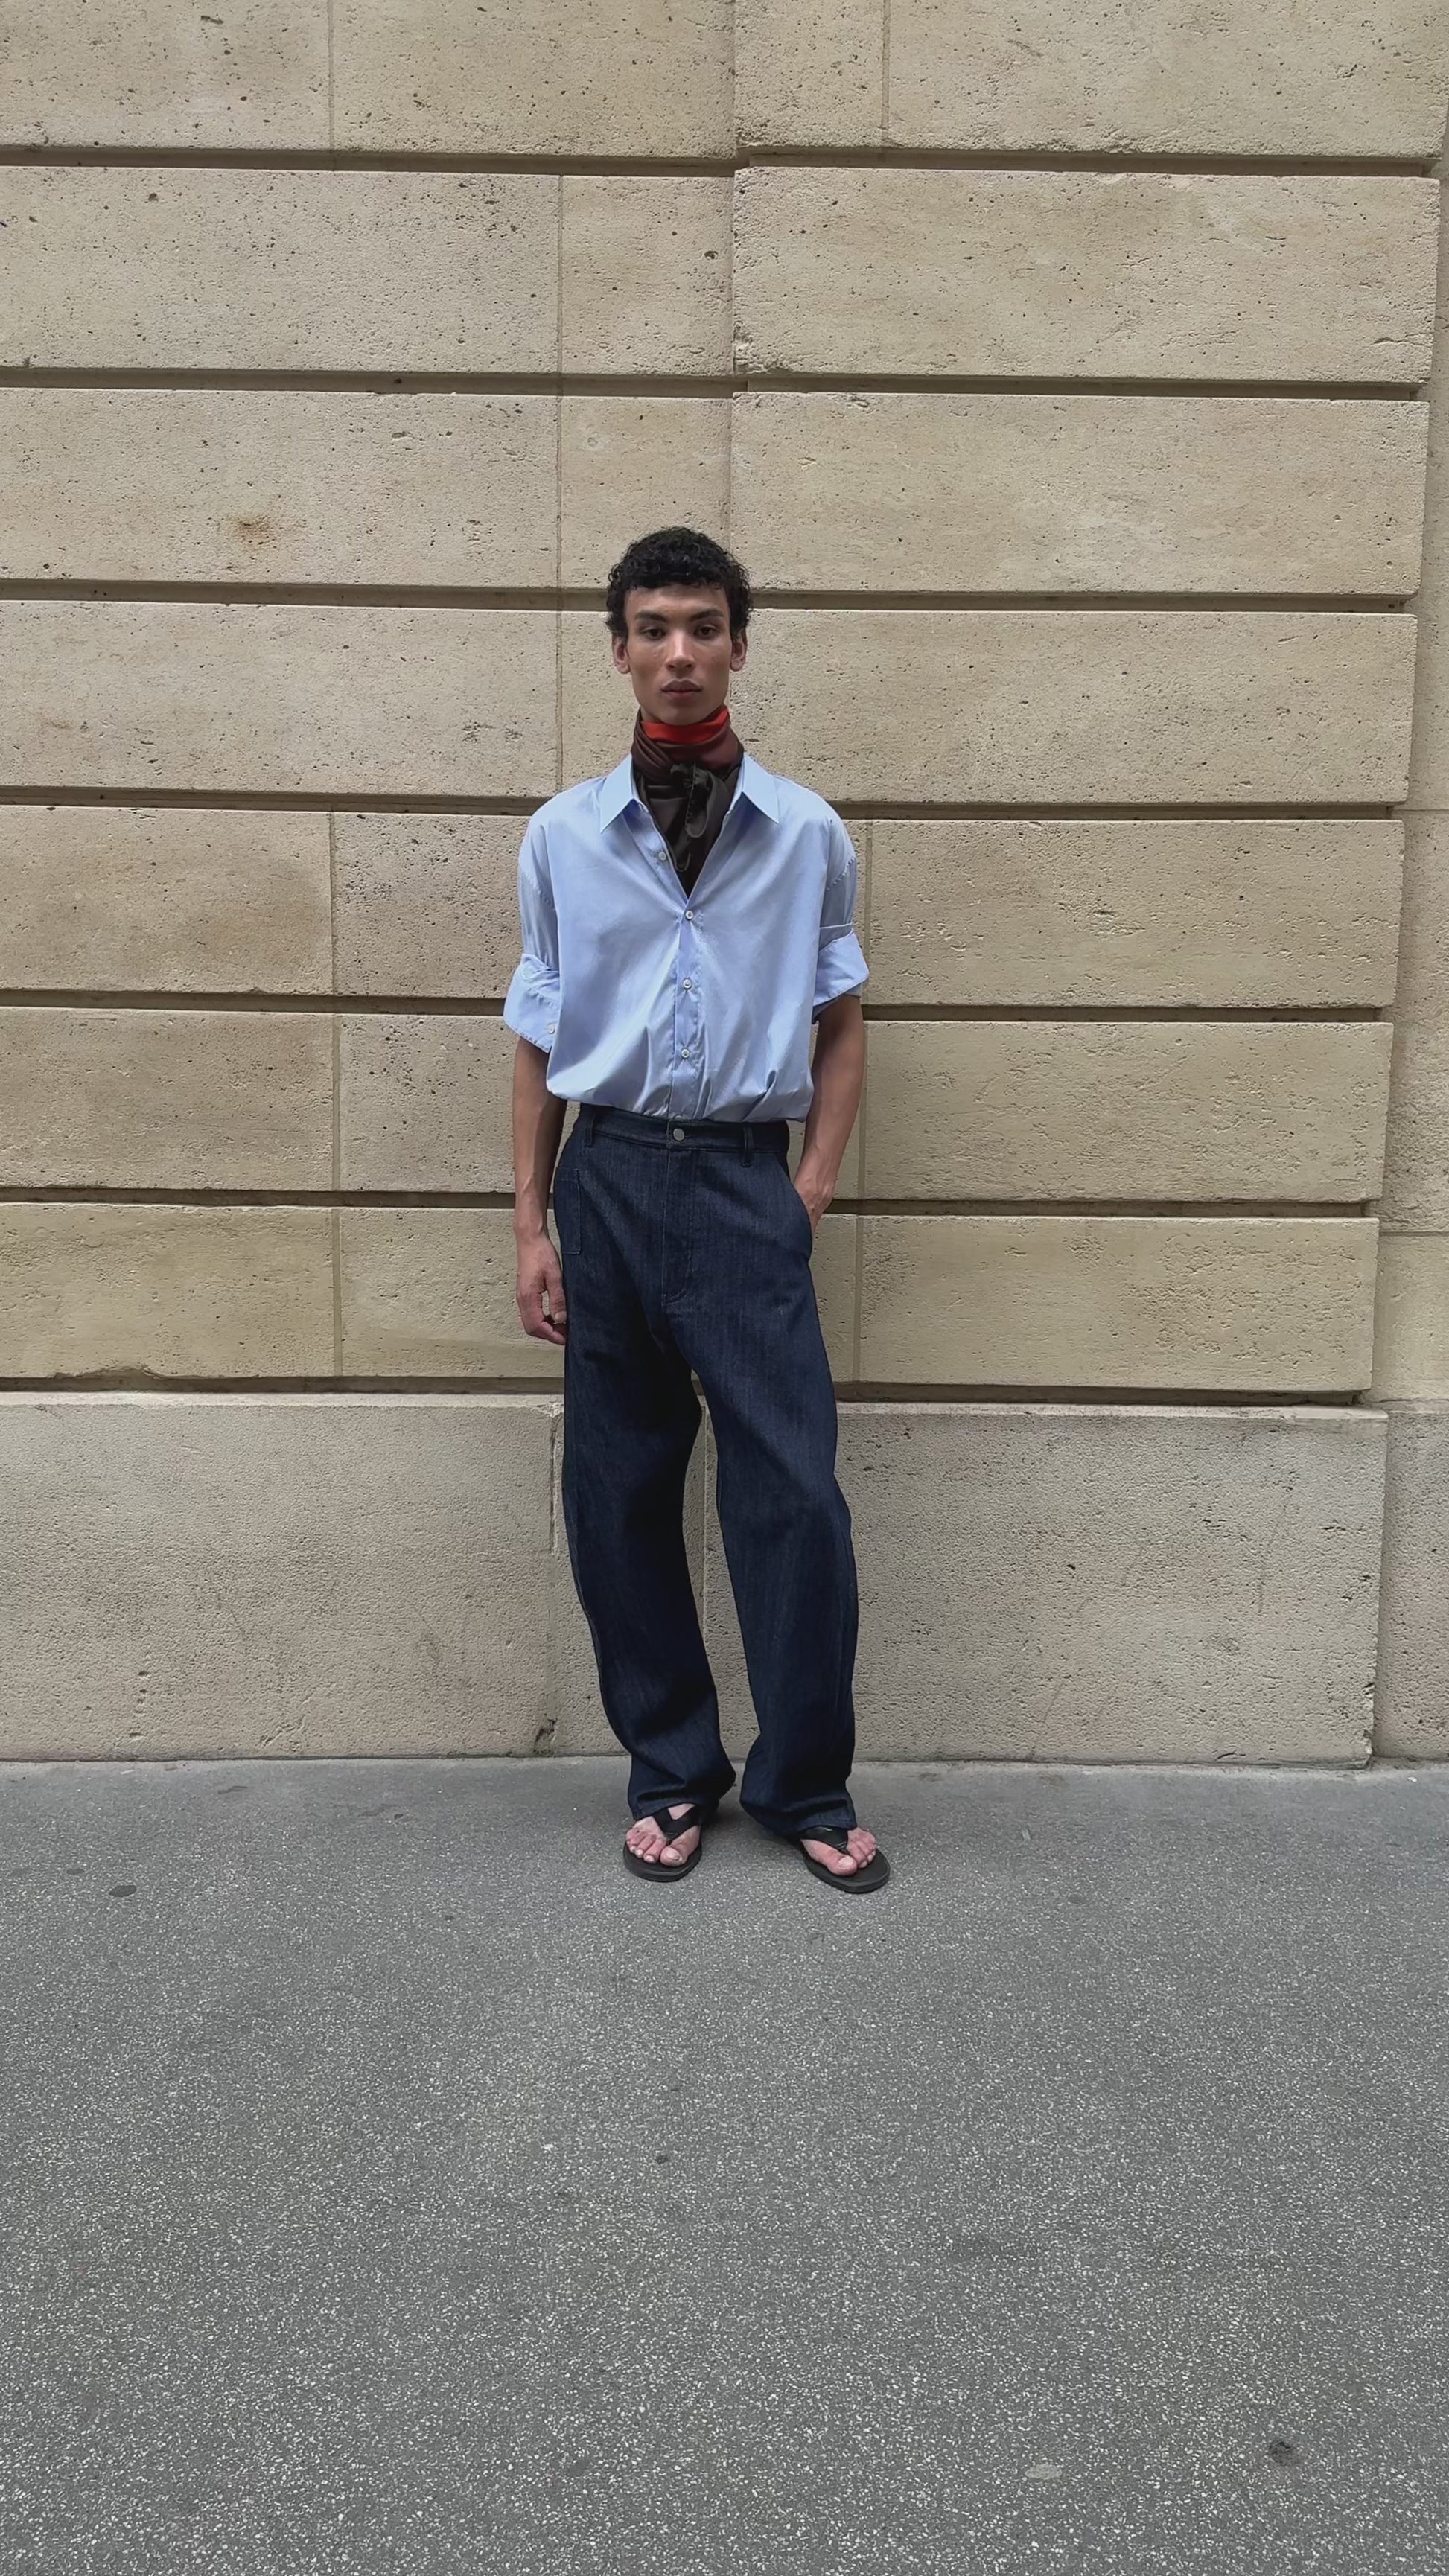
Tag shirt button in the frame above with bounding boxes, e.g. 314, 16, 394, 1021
671, 1126, 686, 1141
684, 909, 695, 922
681, 979, 692, 992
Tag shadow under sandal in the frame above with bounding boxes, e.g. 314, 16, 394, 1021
793, 1828, 891, 1893
622, 1801, 712, 1883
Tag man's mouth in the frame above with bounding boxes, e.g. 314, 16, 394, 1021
663, 684, 700, 695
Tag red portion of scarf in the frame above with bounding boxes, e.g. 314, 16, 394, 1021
638, 701, 734, 756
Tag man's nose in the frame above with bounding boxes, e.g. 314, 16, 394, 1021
666, 636, 695, 666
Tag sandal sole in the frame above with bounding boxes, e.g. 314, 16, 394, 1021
794, 1844, 891, 1893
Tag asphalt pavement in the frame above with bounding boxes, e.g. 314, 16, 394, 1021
2, 1755, 1446, 2575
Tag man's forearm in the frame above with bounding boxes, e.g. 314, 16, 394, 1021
512, 1037, 567, 1238
797, 999, 866, 1211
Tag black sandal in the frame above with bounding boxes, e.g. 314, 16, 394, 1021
622, 1800, 713, 1883
792, 1827, 890, 1893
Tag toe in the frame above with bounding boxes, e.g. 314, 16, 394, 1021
805, 1837, 856, 1874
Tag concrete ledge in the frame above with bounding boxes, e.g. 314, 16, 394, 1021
704, 1402, 1385, 1764
0, 1395, 554, 1760
0, 1395, 1386, 1766
1374, 1404, 1449, 1758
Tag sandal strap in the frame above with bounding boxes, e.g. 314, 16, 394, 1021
647, 1802, 705, 1843
800, 1826, 850, 1852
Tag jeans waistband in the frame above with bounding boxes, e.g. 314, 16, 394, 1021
577, 1103, 790, 1155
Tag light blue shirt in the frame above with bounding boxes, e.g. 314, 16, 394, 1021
502, 749, 870, 1122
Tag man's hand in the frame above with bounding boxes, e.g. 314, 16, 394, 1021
793, 1170, 830, 1236
794, 1144, 840, 1236
516, 1224, 567, 1345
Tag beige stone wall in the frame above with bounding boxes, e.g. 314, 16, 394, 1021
1372, 156, 1449, 1752
1, 4, 1445, 1760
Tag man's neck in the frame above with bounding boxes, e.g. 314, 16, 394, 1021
637, 701, 733, 753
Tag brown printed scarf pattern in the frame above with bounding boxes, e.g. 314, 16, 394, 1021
631, 704, 745, 896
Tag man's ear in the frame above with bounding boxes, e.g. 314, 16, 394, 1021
730, 631, 748, 672
611, 633, 631, 675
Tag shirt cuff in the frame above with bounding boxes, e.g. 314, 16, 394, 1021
812, 928, 869, 1019
502, 958, 561, 1051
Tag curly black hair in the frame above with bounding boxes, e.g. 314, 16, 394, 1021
604, 526, 753, 643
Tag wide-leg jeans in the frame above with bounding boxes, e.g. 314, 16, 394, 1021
552, 1101, 859, 1841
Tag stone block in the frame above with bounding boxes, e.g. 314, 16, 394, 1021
332, 0, 731, 153
887, 0, 1449, 156
733, 0, 883, 146
733, 169, 1439, 383
561, 398, 732, 584
2, 0, 328, 147
1392, 812, 1449, 1017
1380, 1020, 1449, 1231
1380, 816, 1449, 1228
0, 1007, 332, 1190
575, 609, 1417, 808
0, 604, 558, 798
856, 1216, 1378, 1391
0, 168, 557, 372
1375, 1403, 1449, 1755
0, 806, 331, 995
730, 393, 1429, 595
865, 820, 1404, 1009
340, 1208, 564, 1382
1407, 185, 1449, 811
860, 1021, 1392, 1202
704, 1403, 1383, 1761
340, 1035, 861, 1243
339, 1013, 516, 1193
561, 615, 651, 780
1371, 1235, 1449, 1399
333, 813, 528, 1001
0, 1394, 552, 1756
0, 389, 558, 587
340, 1173, 853, 1378
0, 1205, 334, 1380
561, 179, 731, 375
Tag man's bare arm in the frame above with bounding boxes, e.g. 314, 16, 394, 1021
512, 1036, 569, 1345
795, 994, 865, 1229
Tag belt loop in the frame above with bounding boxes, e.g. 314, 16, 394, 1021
581, 1103, 598, 1148
741, 1120, 755, 1162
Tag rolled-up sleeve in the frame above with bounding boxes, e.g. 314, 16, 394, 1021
501, 817, 562, 1051
812, 817, 870, 1019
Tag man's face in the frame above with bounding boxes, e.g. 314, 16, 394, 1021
611, 584, 747, 724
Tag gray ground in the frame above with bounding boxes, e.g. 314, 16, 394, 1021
1, 1756, 1446, 2575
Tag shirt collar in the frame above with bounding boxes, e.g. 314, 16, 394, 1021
596, 747, 781, 832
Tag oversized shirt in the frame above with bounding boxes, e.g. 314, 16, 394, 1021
501, 749, 870, 1123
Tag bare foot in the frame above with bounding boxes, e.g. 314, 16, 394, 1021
625, 1802, 701, 1869
800, 1826, 878, 1878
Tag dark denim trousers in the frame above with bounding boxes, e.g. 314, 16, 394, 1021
552, 1102, 859, 1841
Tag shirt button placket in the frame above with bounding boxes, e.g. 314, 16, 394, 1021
677, 905, 699, 1110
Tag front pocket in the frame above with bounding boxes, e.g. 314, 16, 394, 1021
772, 1154, 814, 1257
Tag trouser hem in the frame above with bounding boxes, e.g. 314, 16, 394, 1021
739, 1798, 858, 1842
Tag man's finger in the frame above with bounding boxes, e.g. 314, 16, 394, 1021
520, 1293, 566, 1346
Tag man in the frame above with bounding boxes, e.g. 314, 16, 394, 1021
505, 526, 887, 1893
